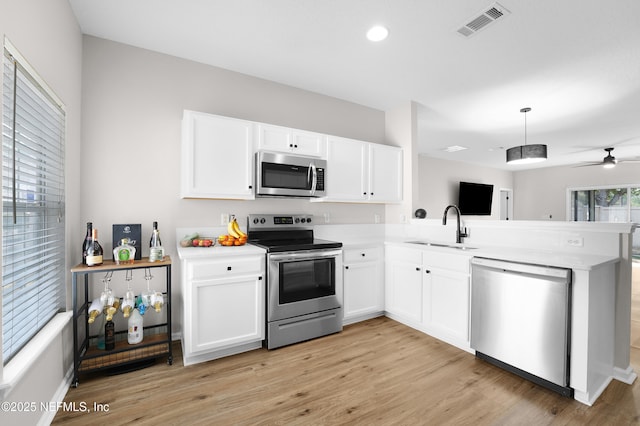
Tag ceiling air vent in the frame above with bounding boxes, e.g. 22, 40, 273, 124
457, 2, 510, 37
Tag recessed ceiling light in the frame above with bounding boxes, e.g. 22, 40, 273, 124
444, 145, 468, 152
366, 25, 389, 42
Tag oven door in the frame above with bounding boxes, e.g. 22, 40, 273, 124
267, 248, 342, 322
256, 151, 326, 197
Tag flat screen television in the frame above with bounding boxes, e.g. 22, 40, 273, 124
458, 181, 494, 215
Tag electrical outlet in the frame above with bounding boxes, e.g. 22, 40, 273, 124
323, 213, 330, 223
565, 235, 584, 247
374, 214, 380, 224
221, 213, 230, 225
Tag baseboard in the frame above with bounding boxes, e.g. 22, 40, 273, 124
613, 365, 638, 384
37, 365, 74, 426
573, 376, 613, 406
343, 311, 384, 326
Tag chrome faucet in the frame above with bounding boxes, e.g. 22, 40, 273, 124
442, 205, 468, 244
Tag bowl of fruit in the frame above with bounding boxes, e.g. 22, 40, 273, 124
179, 233, 215, 247
192, 237, 215, 247
218, 217, 248, 246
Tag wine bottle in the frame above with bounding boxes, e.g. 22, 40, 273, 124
150, 291, 164, 313
149, 221, 165, 262
121, 291, 135, 318
105, 319, 115, 350
87, 298, 103, 324
97, 314, 106, 350
86, 228, 103, 266
105, 298, 121, 321
82, 222, 93, 265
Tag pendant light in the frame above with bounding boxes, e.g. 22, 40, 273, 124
506, 107, 547, 164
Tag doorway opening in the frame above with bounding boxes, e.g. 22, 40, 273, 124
499, 189, 513, 220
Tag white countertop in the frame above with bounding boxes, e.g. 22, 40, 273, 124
177, 243, 266, 260
385, 240, 619, 271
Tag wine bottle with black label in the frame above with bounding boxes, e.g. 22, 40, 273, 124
105, 319, 115, 350
86, 228, 104, 266
82, 222, 93, 265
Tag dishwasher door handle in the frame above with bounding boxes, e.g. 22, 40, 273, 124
471, 257, 571, 280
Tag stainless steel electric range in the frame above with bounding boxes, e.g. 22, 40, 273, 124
247, 214, 343, 349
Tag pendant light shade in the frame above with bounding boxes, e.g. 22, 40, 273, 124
506, 107, 547, 164
506, 144, 548, 164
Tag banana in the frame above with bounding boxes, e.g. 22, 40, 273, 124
228, 219, 241, 238
231, 219, 247, 238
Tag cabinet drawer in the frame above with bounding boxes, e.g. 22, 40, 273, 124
188, 257, 263, 280
344, 247, 382, 263
386, 245, 422, 264
423, 252, 471, 274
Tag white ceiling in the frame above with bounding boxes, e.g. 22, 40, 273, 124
68, 0, 640, 170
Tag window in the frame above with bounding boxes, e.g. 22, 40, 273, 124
2, 43, 65, 364
569, 186, 640, 258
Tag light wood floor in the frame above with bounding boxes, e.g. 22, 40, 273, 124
54, 270, 640, 425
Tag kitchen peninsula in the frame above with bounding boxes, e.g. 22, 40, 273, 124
315, 218, 637, 405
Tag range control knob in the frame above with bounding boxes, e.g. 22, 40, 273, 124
260, 218, 266, 224
253, 218, 260, 224
306, 217, 312, 223
300, 218, 306, 223
295, 218, 300, 223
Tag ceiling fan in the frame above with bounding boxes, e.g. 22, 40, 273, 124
576, 147, 640, 168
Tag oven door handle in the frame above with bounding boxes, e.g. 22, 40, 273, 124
269, 250, 342, 263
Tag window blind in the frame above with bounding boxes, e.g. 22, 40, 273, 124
2, 47, 66, 364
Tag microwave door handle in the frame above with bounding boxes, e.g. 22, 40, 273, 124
310, 163, 317, 195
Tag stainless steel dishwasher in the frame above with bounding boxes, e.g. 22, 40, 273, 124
470, 257, 573, 397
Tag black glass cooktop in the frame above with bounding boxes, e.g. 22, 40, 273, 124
246, 214, 342, 253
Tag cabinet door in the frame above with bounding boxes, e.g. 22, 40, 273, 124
369, 143, 402, 203
188, 275, 264, 353
291, 130, 327, 157
256, 123, 326, 157
255, 123, 292, 152
385, 259, 423, 324
181, 111, 254, 199
343, 260, 384, 321
425, 267, 470, 343
324, 136, 368, 201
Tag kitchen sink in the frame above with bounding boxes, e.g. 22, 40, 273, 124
405, 241, 478, 250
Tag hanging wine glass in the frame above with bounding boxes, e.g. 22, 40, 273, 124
144, 268, 164, 313
139, 269, 153, 314
121, 269, 135, 317
99, 271, 114, 310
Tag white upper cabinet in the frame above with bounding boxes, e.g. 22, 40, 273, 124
368, 143, 403, 203
323, 136, 403, 203
256, 123, 327, 157
324, 136, 368, 201
181, 110, 254, 199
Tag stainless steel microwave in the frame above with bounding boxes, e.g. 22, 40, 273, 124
255, 151, 326, 198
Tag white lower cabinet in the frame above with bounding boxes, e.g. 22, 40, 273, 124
423, 263, 470, 346
385, 246, 423, 324
385, 244, 472, 352
181, 253, 265, 366
343, 246, 384, 324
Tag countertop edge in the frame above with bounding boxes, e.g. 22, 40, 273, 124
385, 240, 619, 271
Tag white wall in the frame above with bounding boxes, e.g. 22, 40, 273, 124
0, 0, 82, 424
385, 101, 418, 224
416, 156, 514, 221
513, 162, 640, 220
80, 36, 389, 335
